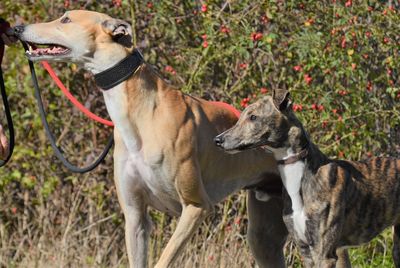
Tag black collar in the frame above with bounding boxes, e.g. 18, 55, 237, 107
94, 49, 144, 90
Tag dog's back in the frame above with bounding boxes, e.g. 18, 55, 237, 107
316, 157, 400, 246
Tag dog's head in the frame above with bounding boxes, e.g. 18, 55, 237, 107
214, 88, 305, 153
15, 10, 133, 73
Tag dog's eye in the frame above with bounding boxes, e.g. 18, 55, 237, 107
60, 17, 71, 24
250, 115, 257, 121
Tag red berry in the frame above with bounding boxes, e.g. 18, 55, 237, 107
251, 32, 263, 42
260, 15, 268, 24
367, 81, 372, 92
293, 65, 302, 72
384, 37, 390, 44
201, 4, 207, 13
292, 104, 303, 112
341, 36, 346, 48
260, 87, 268, 94
112, 0, 122, 7
303, 74, 312, 85
239, 63, 248, 69
220, 25, 230, 34
165, 65, 176, 75
202, 41, 208, 48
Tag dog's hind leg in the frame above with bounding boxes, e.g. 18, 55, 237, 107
154, 203, 208, 268
393, 225, 400, 268
154, 159, 211, 268
247, 190, 288, 268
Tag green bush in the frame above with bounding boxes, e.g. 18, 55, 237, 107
0, 1, 398, 267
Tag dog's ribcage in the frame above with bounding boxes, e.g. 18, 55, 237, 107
305, 157, 400, 246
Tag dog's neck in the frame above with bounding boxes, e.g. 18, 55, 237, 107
99, 62, 163, 153
270, 123, 328, 170
84, 46, 134, 74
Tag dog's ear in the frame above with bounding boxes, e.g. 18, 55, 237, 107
272, 88, 291, 111
101, 19, 133, 48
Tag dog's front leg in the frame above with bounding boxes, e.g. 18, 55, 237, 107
154, 203, 208, 268
312, 225, 341, 268
124, 202, 151, 268
113, 133, 152, 268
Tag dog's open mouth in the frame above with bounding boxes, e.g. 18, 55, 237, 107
25, 42, 71, 58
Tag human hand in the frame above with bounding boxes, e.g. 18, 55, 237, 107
0, 19, 17, 46
0, 124, 9, 160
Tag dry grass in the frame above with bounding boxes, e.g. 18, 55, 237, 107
1, 178, 393, 268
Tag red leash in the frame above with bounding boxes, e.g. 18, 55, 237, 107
40, 62, 241, 127
40, 61, 114, 127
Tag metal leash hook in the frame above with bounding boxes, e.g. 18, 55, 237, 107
0, 19, 15, 167
22, 42, 114, 173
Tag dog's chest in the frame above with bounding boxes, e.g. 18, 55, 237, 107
102, 84, 179, 207
279, 161, 308, 243
126, 153, 171, 193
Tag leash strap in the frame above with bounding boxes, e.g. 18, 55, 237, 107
0, 19, 15, 167
40, 61, 114, 127
94, 49, 143, 90
22, 42, 114, 173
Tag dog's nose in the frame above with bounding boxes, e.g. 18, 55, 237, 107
13, 25, 25, 35
214, 135, 225, 147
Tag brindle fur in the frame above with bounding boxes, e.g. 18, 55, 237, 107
215, 89, 400, 268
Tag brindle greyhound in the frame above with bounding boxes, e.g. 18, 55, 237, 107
15, 11, 288, 268
214, 88, 400, 267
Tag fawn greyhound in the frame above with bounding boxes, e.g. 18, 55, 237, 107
15, 10, 288, 267
215, 88, 400, 267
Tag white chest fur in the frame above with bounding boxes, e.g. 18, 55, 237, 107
273, 148, 308, 242
102, 83, 140, 153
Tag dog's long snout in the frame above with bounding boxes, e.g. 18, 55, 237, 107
214, 135, 225, 147
13, 25, 25, 36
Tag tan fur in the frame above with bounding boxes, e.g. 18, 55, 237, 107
17, 11, 287, 268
